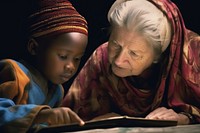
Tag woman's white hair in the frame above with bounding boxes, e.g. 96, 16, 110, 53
108, 0, 171, 59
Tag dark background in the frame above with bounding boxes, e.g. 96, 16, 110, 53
0, 0, 199, 91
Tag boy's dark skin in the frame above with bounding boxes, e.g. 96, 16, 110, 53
28, 32, 88, 126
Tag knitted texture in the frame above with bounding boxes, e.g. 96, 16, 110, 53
27, 0, 88, 38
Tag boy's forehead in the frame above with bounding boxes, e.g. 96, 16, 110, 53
52, 32, 87, 43
47, 32, 87, 50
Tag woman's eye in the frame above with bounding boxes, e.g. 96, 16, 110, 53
110, 41, 120, 50
130, 51, 136, 56
114, 44, 120, 49
129, 51, 142, 60
129, 51, 139, 57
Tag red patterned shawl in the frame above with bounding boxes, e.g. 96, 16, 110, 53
62, 0, 200, 122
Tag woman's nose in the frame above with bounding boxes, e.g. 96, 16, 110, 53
114, 50, 128, 66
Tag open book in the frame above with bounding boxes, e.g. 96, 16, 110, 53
36, 116, 177, 133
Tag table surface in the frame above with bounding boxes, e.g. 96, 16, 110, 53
69, 124, 200, 133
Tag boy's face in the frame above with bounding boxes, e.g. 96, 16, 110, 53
34, 32, 88, 84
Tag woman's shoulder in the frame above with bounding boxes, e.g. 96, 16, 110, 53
185, 30, 200, 58
98, 42, 109, 49
183, 30, 200, 75
187, 30, 200, 40
81, 42, 110, 75
95, 42, 109, 57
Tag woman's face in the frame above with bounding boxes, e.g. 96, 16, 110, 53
108, 27, 156, 77
35, 32, 88, 84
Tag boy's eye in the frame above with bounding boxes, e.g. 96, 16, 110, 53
74, 57, 82, 62
59, 54, 68, 59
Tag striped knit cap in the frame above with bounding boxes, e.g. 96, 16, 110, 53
27, 0, 88, 38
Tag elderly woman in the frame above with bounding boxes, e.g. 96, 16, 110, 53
62, 0, 200, 125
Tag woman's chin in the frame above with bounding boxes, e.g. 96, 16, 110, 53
112, 68, 128, 77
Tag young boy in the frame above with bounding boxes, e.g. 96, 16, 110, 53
0, 0, 88, 132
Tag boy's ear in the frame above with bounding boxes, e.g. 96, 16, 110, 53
27, 38, 39, 55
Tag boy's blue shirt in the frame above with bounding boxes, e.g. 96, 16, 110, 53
0, 59, 64, 132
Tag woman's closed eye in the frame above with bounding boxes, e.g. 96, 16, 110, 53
110, 40, 121, 50
129, 50, 142, 60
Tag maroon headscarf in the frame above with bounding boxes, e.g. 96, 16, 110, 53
62, 0, 200, 122
149, 0, 200, 121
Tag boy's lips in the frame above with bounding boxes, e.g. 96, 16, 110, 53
60, 74, 72, 80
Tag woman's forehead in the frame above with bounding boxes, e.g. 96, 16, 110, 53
110, 29, 154, 54
112, 28, 147, 43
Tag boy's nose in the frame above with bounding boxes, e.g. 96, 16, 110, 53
64, 61, 75, 73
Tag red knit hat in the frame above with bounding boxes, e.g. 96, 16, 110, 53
27, 0, 88, 38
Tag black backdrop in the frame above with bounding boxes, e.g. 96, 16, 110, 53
0, 0, 199, 91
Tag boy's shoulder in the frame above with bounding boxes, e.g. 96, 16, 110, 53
0, 58, 20, 64
0, 59, 30, 91
0, 59, 19, 69
0, 59, 29, 76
